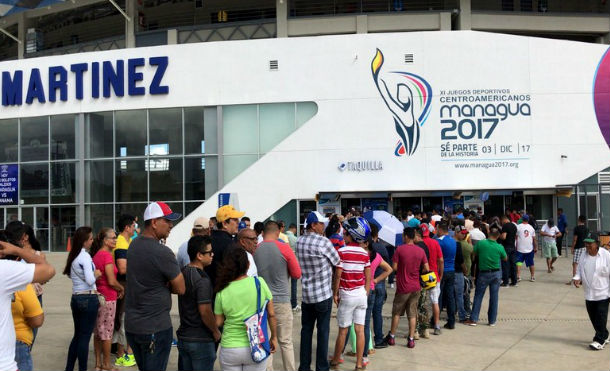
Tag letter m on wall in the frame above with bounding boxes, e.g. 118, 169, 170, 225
2, 71, 23, 106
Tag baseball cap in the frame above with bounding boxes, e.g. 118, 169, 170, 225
143, 202, 181, 222
216, 205, 245, 223
305, 211, 328, 228
521, 214, 530, 221
238, 221, 248, 231
454, 225, 468, 234
420, 223, 430, 237
193, 217, 210, 230
584, 231, 599, 243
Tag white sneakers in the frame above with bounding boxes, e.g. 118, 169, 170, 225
589, 341, 604, 350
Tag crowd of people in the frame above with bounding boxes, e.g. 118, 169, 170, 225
0, 202, 609, 371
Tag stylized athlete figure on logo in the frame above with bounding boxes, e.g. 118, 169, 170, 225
371, 49, 432, 156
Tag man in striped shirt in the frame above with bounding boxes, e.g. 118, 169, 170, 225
330, 217, 371, 371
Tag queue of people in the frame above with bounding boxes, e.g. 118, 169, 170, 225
0, 202, 608, 371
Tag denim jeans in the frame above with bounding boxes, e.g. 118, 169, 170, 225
127, 327, 173, 371
470, 270, 502, 323
372, 282, 386, 344
363, 289, 376, 357
299, 297, 332, 371
15, 341, 33, 371
65, 294, 99, 371
177, 340, 216, 371
501, 250, 517, 285
453, 272, 466, 321
439, 271, 456, 326
291, 278, 298, 309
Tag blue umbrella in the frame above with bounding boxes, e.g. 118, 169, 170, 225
363, 210, 404, 246
0, 1, 65, 17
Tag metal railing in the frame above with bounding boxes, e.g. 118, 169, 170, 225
289, 0, 459, 17
178, 20, 276, 44
25, 35, 125, 58
472, 0, 610, 14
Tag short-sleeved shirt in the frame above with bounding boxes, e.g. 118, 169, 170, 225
369, 254, 382, 290
214, 276, 272, 348
501, 222, 517, 251
176, 240, 190, 269
337, 244, 370, 298
573, 225, 589, 250
114, 235, 130, 282
329, 233, 345, 251
12, 284, 43, 346
516, 223, 536, 253
393, 243, 427, 294
436, 235, 457, 273
407, 218, 421, 228
541, 224, 560, 243
125, 236, 181, 335
422, 237, 443, 279
458, 239, 474, 274
93, 250, 118, 301
557, 214, 568, 233
296, 232, 340, 304
372, 241, 390, 279
177, 266, 214, 342
0, 261, 34, 371
475, 239, 507, 271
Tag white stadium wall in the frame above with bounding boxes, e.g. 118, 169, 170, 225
0, 31, 607, 249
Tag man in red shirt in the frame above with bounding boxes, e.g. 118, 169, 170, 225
380, 227, 429, 348
419, 224, 444, 335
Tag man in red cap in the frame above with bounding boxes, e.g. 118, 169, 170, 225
419, 224, 444, 335
125, 202, 185, 371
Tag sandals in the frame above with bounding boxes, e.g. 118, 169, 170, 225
330, 361, 341, 370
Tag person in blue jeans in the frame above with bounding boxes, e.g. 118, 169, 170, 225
63, 226, 101, 371
436, 224, 457, 330
466, 224, 507, 326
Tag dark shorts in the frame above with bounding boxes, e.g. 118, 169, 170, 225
516, 251, 535, 267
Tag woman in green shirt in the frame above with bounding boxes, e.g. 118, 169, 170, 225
215, 247, 278, 370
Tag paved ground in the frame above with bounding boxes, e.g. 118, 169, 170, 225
32, 252, 609, 371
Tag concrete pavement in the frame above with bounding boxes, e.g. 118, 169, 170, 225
31, 252, 609, 370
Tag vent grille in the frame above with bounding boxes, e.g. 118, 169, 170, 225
404, 54, 414, 63
269, 60, 279, 71
599, 171, 610, 193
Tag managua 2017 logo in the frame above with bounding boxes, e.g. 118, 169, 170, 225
371, 49, 432, 157
594, 47, 610, 150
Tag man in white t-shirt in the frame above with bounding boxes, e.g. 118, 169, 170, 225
541, 219, 561, 273
0, 241, 56, 371
515, 215, 538, 282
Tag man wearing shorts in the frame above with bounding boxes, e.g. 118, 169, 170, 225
380, 227, 429, 348
516, 215, 537, 282
419, 224, 443, 334
541, 219, 561, 273
330, 217, 371, 370
568, 215, 589, 285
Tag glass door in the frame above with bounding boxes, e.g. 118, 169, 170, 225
579, 194, 600, 232
50, 206, 76, 252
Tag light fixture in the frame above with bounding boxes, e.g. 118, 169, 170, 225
561, 155, 567, 159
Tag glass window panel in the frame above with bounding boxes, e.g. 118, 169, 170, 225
36, 229, 48, 251
21, 163, 49, 204
148, 108, 182, 155
184, 156, 218, 201
204, 107, 218, 154
185, 202, 204, 219
116, 159, 147, 202
51, 114, 76, 160
50, 206, 76, 251
223, 105, 258, 154
204, 156, 218, 200
116, 203, 148, 226
86, 112, 113, 158
184, 107, 205, 154
51, 162, 76, 203
223, 154, 257, 184
0, 209, 4, 230
296, 102, 318, 128
149, 158, 182, 201
87, 204, 114, 234
116, 110, 147, 157
0, 119, 18, 162
259, 103, 296, 153
6, 208, 18, 223
21, 207, 33, 226
36, 207, 48, 229
86, 161, 114, 203
20, 116, 49, 162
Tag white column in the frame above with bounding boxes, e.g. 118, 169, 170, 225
125, 0, 137, 48
458, 0, 471, 30
276, 0, 288, 38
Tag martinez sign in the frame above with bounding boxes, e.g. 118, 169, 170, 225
1, 56, 169, 106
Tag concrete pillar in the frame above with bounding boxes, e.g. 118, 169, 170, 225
17, 12, 28, 59
458, 0, 471, 30
439, 12, 451, 31
167, 29, 178, 45
125, 0, 137, 48
276, 0, 288, 38
356, 15, 368, 34
600, 33, 610, 45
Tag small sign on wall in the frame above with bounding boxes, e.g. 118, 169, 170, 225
0, 164, 18, 205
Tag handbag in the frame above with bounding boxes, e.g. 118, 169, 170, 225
420, 271, 437, 290
243, 277, 270, 363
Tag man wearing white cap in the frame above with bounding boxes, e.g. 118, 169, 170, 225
176, 217, 211, 268
125, 202, 185, 371
296, 211, 340, 371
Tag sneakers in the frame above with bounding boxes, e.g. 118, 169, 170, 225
374, 341, 388, 349
115, 354, 136, 367
605, 337, 610, 345
407, 337, 415, 349
433, 327, 442, 335
292, 305, 301, 312
530, 277, 536, 282
488, 323, 496, 327
464, 319, 477, 326
382, 332, 395, 346
589, 341, 604, 350
443, 323, 455, 330
509, 283, 518, 287
171, 338, 178, 347
500, 283, 509, 287
362, 357, 369, 367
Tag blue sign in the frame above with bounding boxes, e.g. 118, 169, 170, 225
0, 164, 18, 205
218, 193, 231, 207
